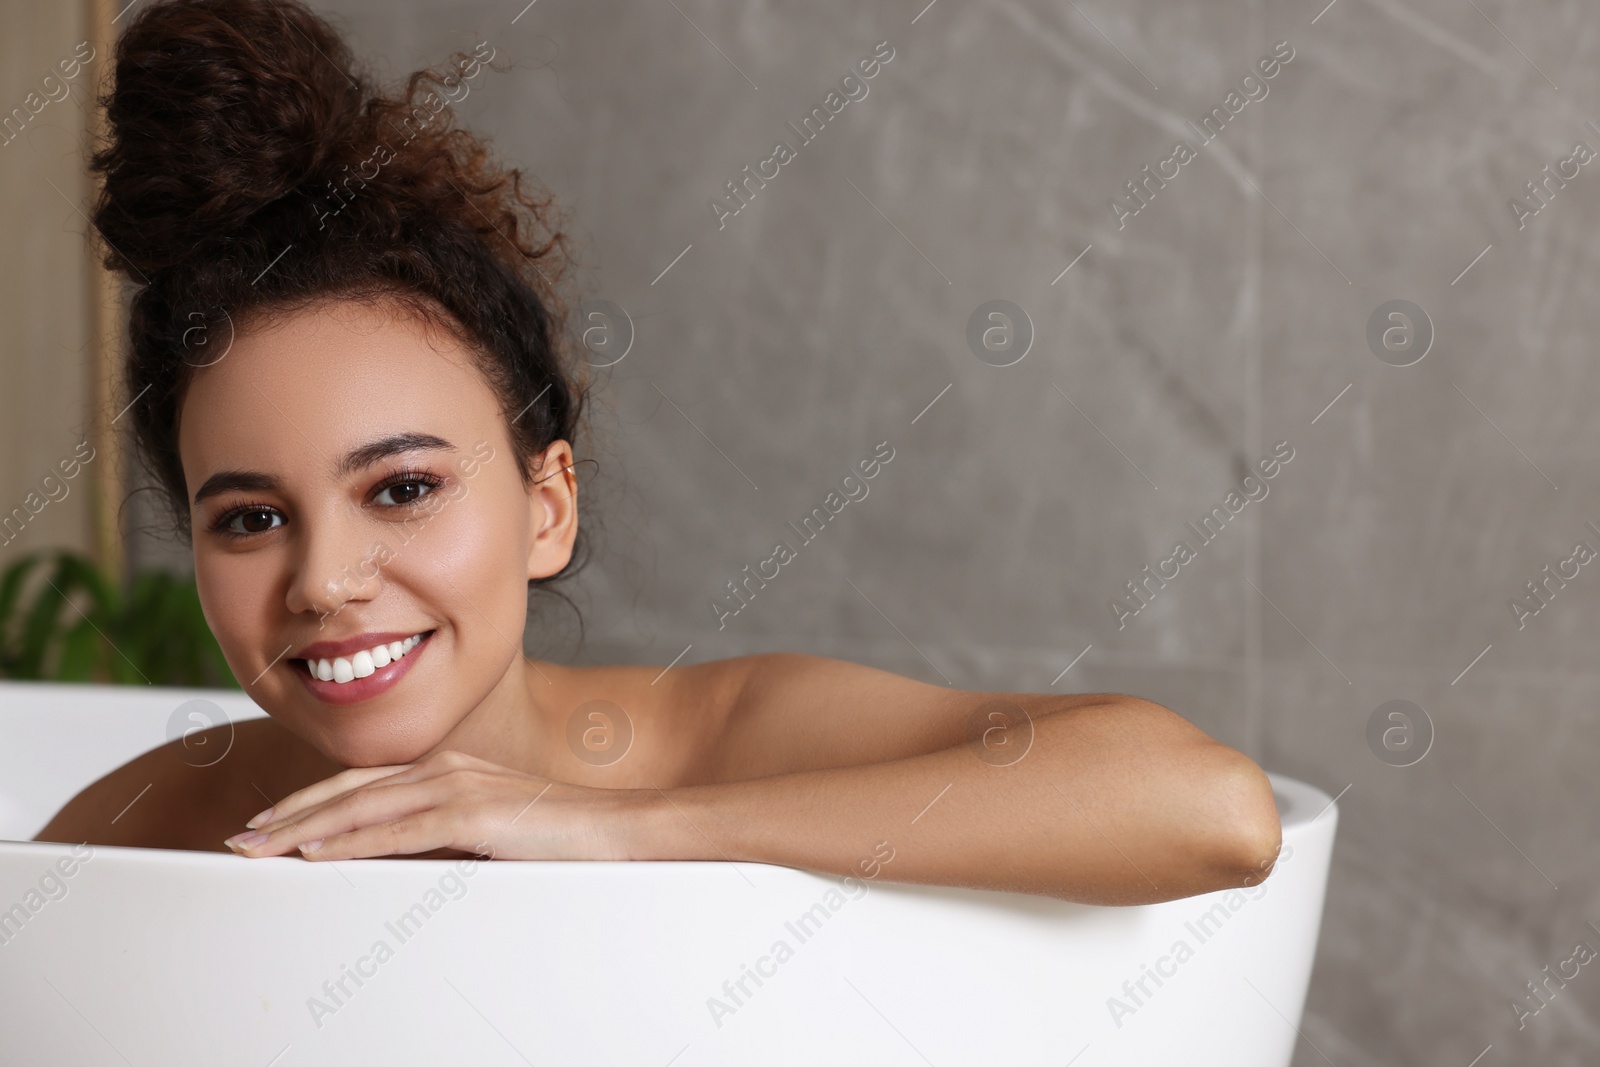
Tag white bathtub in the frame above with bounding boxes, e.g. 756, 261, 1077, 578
0, 680, 1337, 1065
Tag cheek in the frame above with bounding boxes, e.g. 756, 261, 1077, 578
410, 482, 531, 635
194, 551, 280, 661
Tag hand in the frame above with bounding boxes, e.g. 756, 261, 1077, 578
222, 749, 657, 861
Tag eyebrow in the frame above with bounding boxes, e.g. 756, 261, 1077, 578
192, 470, 277, 506
335, 432, 457, 477
192, 432, 459, 505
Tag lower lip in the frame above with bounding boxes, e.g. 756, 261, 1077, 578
292, 633, 433, 707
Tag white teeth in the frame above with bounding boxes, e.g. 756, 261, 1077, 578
305, 632, 426, 685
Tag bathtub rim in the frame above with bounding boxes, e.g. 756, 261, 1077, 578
0, 679, 1337, 880
1266, 771, 1336, 833
0, 771, 1336, 883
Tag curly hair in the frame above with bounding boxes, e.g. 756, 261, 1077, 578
87, 0, 592, 610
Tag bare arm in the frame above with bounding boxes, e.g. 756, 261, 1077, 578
643, 653, 1282, 905
228, 654, 1282, 902
33, 719, 341, 852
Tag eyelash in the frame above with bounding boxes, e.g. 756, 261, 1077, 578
371, 467, 446, 506
208, 468, 448, 538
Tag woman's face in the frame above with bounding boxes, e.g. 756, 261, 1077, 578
177, 297, 576, 767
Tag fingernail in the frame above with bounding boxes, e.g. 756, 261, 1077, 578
225, 831, 270, 850
299, 839, 324, 854
245, 806, 275, 829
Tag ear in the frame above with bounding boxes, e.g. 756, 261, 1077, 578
526, 439, 578, 580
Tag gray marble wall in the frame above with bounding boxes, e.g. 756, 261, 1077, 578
0, 0, 95, 559
173, 0, 1600, 1061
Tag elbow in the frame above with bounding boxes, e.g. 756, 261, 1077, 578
1065, 698, 1285, 904
1201, 748, 1283, 891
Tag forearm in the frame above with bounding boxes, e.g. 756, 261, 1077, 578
637, 698, 1282, 905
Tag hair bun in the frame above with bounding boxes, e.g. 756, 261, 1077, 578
91, 0, 365, 277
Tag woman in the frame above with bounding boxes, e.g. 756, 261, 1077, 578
37, 0, 1281, 905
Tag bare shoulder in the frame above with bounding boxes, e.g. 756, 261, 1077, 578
541, 657, 749, 785
676, 653, 943, 778
700, 652, 969, 777
534, 654, 871, 784
32, 716, 342, 852
687, 652, 1149, 780
542, 654, 1164, 785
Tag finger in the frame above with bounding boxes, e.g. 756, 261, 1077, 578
247, 764, 411, 830
253, 753, 493, 834
233, 779, 443, 856
300, 809, 457, 861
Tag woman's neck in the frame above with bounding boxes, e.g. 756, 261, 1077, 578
424, 656, 568, 778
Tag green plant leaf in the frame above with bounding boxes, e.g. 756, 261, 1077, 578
58, 552, 113, 615
0, 549, 238, 689
57, 617, 102, 682
0, 553, 45, 673
15, 554, 80, 678
0, 553, 44, 639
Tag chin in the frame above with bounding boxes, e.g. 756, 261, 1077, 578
293, 712, 454, 770
340, 732, 445, 769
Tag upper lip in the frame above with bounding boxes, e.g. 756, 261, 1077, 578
291, 630, 430, 661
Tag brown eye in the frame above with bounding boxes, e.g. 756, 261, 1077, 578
374, 480, 432, 506
226, 508, 283, 534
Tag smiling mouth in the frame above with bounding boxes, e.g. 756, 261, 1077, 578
294, 630, 435, 684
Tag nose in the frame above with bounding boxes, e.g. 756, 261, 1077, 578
285, 519, 387, 622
